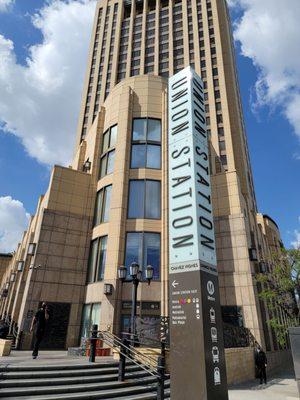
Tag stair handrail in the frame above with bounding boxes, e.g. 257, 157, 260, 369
98, 330, 159, 377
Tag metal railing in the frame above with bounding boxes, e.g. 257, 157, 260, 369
89, 325, 167, 400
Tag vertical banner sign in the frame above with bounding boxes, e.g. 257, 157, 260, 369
168, 66, 228, 400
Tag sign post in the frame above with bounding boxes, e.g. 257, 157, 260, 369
168, 66, 228, 399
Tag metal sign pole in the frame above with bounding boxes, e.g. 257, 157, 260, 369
168, 66, 228, 399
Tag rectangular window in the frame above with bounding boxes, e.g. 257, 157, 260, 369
93, 185, 112, 226
128, 180, 161, 219
87, 236, 108, 283
124, 232, 160, 280
131, 118, 161, 169
99, 125, 117, 178
80, 303, 101, 339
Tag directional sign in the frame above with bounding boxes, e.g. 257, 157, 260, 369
168, 67, 228, 400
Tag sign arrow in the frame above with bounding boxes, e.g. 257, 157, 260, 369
172, 280, 179, 288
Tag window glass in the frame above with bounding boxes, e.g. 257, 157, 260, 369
87, 240, 98, 282
147, 119, 161, 141
102, 131, 109, 152
91, 303, 101, 327
145, 180, 161, 219
147, 145, 161, 169
93, 185, 112, 226
102, 186, 112, 222
133, 119, 147, 141
144, 233, 160, 280
94, 190, 104, 226
96, 236, 107, 280
131, 144, 146, 168
124, 232, 160, 280
125, 232, 143, 270
80, 304, 91, 339
110, 125, 117, 147
106, 150, 115, 175
128, 181, 145, 218
100, 156, 107, 179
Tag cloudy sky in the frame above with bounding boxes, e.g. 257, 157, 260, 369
0, 0, 299, 252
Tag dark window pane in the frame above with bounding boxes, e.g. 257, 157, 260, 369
131, 144, 146, 168
147, 119, 161, 141
125, 232, 143, 278
87, 240, 98, 282
133, 119, 147, 140
147, 145, 161, 169
100, 156, 107, 179
128, 180, 145, 218
144, 233, 160, 280
145, 180, 161, 219
96, 236, 107, 281
93, 190, 104, 226
107, 150, 115, 174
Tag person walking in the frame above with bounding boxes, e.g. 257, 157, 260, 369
30, 302, 49, 359
255, 346, 268, 384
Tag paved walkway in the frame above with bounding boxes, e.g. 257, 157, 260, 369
229, 369, 299, 400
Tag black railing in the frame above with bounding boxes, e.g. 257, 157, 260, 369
89, 325, 168, 399
223, 323, 257, 348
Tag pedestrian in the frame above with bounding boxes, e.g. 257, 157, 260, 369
30, 302, 49, 359
255, 346, 267, 384
0, 319, 9, 339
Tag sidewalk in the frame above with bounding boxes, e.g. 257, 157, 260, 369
228, 368, 299, 400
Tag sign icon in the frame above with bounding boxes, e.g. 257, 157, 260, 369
172, 280, 179, 289
210, 307, 216, 324
207, 280, 215, 296
211, 327, 218, 343
214, 367, 221, 385
212, 346, 220, 363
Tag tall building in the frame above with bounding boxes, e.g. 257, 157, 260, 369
0, 0, 286, 352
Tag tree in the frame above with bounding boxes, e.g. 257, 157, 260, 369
256, 248, 300, 347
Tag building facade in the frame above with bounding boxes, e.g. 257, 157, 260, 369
0, 0, 283, 351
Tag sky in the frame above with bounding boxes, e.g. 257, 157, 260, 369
0, 0, 299, 252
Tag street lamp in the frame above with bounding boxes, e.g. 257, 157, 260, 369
117, 262, 154, 346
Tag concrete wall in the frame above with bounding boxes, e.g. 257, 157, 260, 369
225, 348, 292, 385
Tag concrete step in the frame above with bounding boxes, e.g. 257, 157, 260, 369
0, 360, 121, 372
0, 364, 142, 380
0, 370, 150, 388
0, 380, 170, 400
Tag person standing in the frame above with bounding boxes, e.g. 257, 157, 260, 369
255, 346, 268, 384
30, 302, 49, 359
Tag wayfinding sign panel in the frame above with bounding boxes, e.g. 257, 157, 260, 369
168, 66, 228, 399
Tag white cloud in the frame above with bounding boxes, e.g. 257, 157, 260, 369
0, 196, 30, 253
291, 230, 300, 249
229, 0, 300, 142
0, 0, 14, 12
0, 0, 96, 166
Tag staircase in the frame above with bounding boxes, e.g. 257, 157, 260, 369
0, 361, 170, 399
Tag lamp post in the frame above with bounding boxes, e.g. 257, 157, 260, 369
118, 263, 154, 346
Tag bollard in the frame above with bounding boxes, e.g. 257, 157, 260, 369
118, 337, 128, 381
89, 324, 98, 363
157, 341, 166, 400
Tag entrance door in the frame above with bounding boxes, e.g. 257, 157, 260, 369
39, 302, 71, 350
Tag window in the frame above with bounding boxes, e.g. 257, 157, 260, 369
131, 118, 161, 169
124, 232, 160, 280
93, 185, 112, 226
87, 236, 107, 282
80, 303, 101, 339
99, 125, 117, 178
128, 180, 161, 219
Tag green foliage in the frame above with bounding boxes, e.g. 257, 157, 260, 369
256, 248, 300, 347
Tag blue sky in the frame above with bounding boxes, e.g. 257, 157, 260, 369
0, 0, 299, 251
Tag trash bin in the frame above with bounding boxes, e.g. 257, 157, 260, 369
0, 339, 12, 356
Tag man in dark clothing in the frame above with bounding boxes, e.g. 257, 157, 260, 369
255, 346, 268, 384
0, 320, 9, 339
30, 302, 49, 359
